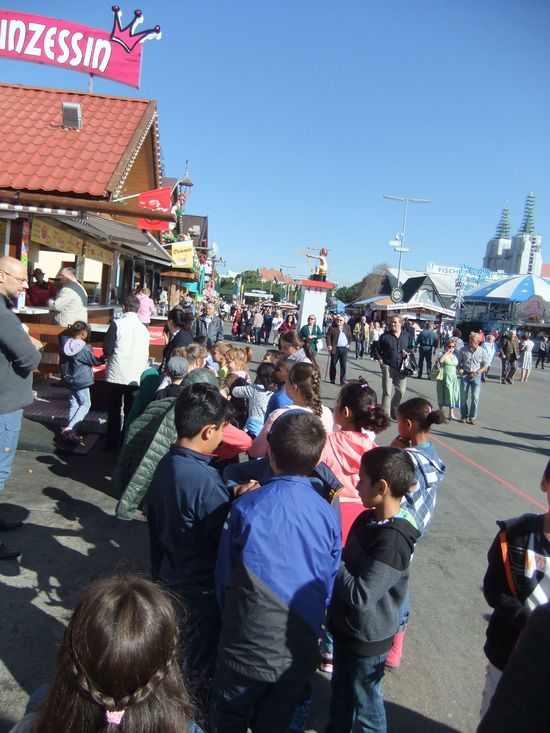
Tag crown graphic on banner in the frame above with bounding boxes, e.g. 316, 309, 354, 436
110, 5, 161, 53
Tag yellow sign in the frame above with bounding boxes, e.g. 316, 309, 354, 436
31, 218, 83, 256
85, 242, 113, 266
171, 242, 194, 268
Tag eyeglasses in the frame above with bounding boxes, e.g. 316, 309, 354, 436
0, 270, 28, 285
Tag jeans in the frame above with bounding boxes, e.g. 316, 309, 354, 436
326, 640, 388, 733
0, 409, 23, 492
355, 339, 365, 358
67, 388, 91, 432
380, 365, 406, 419
330, 347, 348, 384
417, 350, 433, 378
459, 374, 481, 419
253, 327, 262, 345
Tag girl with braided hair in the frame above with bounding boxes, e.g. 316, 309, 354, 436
10, 575, 201, 733
249, 362, 333, 457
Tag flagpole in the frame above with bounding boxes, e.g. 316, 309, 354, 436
112, 193, 142, 203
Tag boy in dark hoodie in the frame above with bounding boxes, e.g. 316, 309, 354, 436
59, 321, 104, 443
326, 447, 420, 733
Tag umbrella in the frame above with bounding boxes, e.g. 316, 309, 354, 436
464, 275, 550, 303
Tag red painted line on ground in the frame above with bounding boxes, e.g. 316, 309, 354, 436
431, 434, 547, 511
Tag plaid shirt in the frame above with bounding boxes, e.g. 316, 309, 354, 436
401, 445, 446, 536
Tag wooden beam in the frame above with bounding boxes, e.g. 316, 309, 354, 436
0, 189, 175, 222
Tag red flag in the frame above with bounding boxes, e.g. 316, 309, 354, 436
137, 187, 172, 231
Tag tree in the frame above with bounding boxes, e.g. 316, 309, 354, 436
335, 263, 390, 305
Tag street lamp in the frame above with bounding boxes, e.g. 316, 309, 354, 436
383, 194, 430, 288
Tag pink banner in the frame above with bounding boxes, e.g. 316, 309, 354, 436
0, 8, 161, 88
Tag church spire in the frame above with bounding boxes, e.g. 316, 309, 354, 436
518, 192, 536, 235
495, 206, 510, 239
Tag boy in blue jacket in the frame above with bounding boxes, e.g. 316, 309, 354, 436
147, 383, 233, 720
326, 447, 420, 733
212, 411, 342, 733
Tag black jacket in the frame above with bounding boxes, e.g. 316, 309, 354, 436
159, 328, 193, 372
378, 330, 411, 370
329, 509, 420, 656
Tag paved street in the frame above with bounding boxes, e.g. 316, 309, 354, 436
0, 344, 548, 733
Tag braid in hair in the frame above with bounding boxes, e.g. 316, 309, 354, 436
337, 378, 390, 434
289, 362, 323, 417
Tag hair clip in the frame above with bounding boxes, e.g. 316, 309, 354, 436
106, 709, 126, 726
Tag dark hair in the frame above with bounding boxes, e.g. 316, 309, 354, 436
33, 575, 194, 733
268, 411, 326, 475
168, 308, 193, 331
279, 331, 317, 366
361, 447, 416, 499
288, 362, 323, 417
543, 459, 550, 483
69, 321, 90, 336
193, 334, 213, 352
123, 294, 140, 313
254, 362, 276, 391
336, 378, 390, 434
174, 383, 230, 439
397, 397, 446, 432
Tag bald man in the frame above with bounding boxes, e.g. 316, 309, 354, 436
0, 256, 42, 559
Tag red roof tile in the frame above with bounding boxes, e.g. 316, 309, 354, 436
0, 83, 155, 198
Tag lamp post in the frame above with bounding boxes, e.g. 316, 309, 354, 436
177, 162, 193, 237
383, 194, 430, 287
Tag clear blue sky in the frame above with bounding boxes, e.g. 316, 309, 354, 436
1, 0, 550, 286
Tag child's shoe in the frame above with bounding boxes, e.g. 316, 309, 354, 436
61, 428, 81, 444
385, 625, 407, 669
320, 651, 334, 674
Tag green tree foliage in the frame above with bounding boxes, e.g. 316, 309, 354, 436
335, 262, 390, 304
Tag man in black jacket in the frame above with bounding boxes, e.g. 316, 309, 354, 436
0, 257, 42, 559
326, 315, 353, 385
194, 302, 224, 343
378, 315, 411, 419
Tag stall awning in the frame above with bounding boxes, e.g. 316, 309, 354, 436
56, 214, 173, 266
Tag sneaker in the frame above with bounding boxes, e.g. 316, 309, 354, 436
61, 429, 82, 444
469, 418, 477, 425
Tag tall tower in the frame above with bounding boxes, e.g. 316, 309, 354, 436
510, 193, 542, 275
483, 206, 512, 272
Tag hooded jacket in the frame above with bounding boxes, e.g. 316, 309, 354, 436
329, 509, 420, 656
321, 430, 376, 499
402, 443, 446, 536
60, 338, 103, 390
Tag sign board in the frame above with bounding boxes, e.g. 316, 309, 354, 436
391, 287, 404, 303
0, 7, 161, 88
85, 242, 112, 265
31, 218, 83, 256
171, 242, 194, 269
426, 261, 503, 289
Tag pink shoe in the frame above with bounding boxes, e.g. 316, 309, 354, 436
385, 626, 407, 668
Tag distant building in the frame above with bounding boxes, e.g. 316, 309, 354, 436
483, 194, 543, 276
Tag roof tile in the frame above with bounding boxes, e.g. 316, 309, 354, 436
0, 83, 154, 197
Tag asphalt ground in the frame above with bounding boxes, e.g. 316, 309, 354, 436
0, 340, 548, 733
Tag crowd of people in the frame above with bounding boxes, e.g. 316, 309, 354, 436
0, 262, 548, 733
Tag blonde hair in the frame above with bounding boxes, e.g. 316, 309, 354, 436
184, 343, 208, 366
212, 341, 233, 365
226, 346, 252, 373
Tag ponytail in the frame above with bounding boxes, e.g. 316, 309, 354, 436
397, 397, 445, 432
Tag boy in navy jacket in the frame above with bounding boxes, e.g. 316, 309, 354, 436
212, 411, 342, 733
326, 447, 420, 733
147, 383, 233, 719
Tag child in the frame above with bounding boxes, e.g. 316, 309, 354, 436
224, 346, 253, 389
322, 378, 391, 539
479, 458, 550, 720
193, 334, 218, 373
264, 357, 293, 418
231, 361, 275, 437
262, 348, 283, 364
10, 574, 198, 733
154, 355, 189, 400
147, 384, 233, 718
387, 397, 447, 667
212, 341, 233, 379
59, 321, 104, 444
326, 447, 420, 733
212, 411, 341, 732
250, 362, 333, 457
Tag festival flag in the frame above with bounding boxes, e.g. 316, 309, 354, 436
137, 187, 172, 231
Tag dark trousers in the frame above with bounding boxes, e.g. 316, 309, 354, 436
417, 349, 433, 377
330, 347, 348, 384
536, 351, 546, 368
253, 327, 262, 344
210, 661, 316, 733
175, 591, 222, 722
326, 640, 389, 733
370, 342, 379, 360
106, 382, 138, 450
355, 339, 365, 358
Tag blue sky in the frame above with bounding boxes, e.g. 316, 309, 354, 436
1, 0, 550, 286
